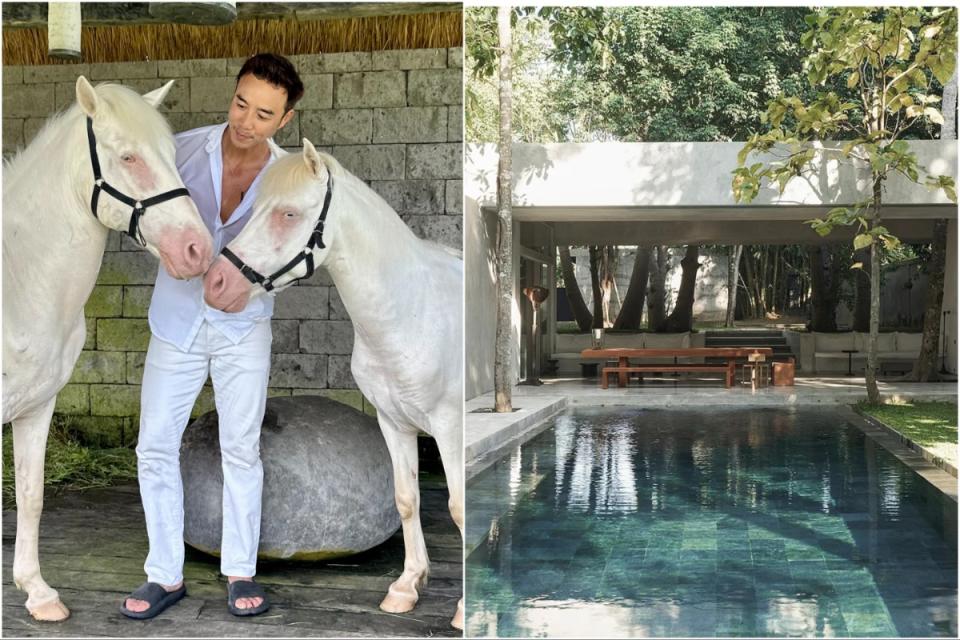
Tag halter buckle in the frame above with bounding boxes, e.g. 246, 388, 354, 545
95, 179, 104, 187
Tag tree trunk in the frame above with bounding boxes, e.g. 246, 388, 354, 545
740, 250, 757, 318
725, 245, 743, 327
600, 247, 619, 327
808, 245, 838, 332
658, 245, 700, 333
494, 7, 514, 413
588, 246, 603, 329
865, 180, 882, 404
647, 246, 668, 329
558, 246, 592, 332
853, 247, 871, 332
614, 246, 651, 330
943, 70, 957, 140
907, 219, 948, 381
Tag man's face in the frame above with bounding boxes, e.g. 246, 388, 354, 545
227, 73, 293, 150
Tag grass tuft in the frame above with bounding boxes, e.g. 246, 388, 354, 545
858, 400, 958, 468
2, 424, 138, 509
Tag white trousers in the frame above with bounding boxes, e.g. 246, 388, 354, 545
137, 320, 272, 586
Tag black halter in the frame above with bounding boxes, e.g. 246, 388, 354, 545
220, 175, 333, 293
87, 117, 192, 247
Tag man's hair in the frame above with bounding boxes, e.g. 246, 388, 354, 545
236, 53, 305, 113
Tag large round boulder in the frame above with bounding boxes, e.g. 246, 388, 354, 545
181, 395, 399, 560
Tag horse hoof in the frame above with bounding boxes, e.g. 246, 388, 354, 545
29, 599, 70, 622
379, 586, 418, 614
450, 601, 464, 630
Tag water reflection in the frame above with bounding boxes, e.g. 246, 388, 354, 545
466, 408, 958, 637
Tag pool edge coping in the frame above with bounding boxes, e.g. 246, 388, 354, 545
851, 406, 958, 479
843, 406, 958, 502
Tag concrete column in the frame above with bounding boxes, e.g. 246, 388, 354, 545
547, 237, 557, 361
944, 219, 958, 375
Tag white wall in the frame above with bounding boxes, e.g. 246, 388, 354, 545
466, 141, 956, 211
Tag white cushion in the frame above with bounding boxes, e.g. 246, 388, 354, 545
896, 332, 923, 353
642, 333, 691, 349
878, 352, 913, 361
854, 332, 896, 352
814, 332, 855, 351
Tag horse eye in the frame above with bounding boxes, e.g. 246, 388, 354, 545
121, 154, 136, 164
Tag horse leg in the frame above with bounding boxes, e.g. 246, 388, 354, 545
434, 422, 464, 630
378, 424, 429, 614
11, 396, 70, 621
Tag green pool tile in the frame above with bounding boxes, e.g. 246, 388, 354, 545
465, 407, 958, 637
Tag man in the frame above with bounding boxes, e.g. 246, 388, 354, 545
120, 53, 304, 619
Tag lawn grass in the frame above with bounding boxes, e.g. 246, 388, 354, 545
859, 401, 958, 468
1, 425, 138, 509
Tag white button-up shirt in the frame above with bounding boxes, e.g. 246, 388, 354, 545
148, 123, 284, 351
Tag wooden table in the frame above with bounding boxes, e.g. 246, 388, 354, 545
580, 347, 775, 388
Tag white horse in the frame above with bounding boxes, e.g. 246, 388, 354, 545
3, 77, 214, 621
202, 139, 464, 629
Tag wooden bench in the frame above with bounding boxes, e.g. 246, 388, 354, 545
601, 363, 735, 389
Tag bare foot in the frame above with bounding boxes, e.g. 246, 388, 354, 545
124, 582, 182, 613
227, 576, 263, 611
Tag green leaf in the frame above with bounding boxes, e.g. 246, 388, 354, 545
881, 235, 901, 250
853, 233, 873, 250
946, 185, 957, 203
847, 71, 859, 88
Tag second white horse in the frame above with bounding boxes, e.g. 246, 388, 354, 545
202, 139, 464, 629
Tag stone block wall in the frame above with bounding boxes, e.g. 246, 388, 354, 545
2, 48, 463, 445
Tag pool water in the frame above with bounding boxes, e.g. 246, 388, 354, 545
466, 408, 957, 638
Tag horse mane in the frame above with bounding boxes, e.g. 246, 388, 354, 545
4, 82, 175, 173
259, 149, 350, 200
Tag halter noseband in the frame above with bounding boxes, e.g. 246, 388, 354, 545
87, 117, 192, 247
220, 175, 333, 293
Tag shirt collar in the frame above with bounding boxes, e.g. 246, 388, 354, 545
205, 122, 283, 161
204, 122, 228, 154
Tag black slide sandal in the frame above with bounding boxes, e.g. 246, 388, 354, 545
120, 582, 187, 620
227, 579, 270, 616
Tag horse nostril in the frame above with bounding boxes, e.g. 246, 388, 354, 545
184, 242, 202, 269
212, 270, 227, 295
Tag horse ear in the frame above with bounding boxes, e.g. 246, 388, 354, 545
141, 79, 175, 108
76, 76, 99, 118
301, 138, 325, 179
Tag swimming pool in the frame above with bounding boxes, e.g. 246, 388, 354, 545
466, 407, 957, 637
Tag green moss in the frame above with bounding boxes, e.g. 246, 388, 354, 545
85, 286, 123, 318
859, 401, 958, 467
188, 541, 360, 561
122, 286, 153, 318
90, 384, 141, 417
56, 414, 133, 447
96, 318, 151, 351
54, 384, 89, 415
